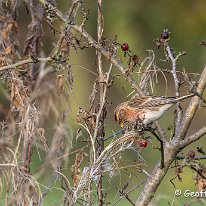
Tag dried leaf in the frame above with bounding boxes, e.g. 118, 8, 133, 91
0, 56, 6, 66
195, 168, 206, 192
10, 79, 28, 112
4, 47, 12, 55
82, 110, 95, 131
71, 150, 85, 187
2, 21, 18, 40
56, 74, 65, 96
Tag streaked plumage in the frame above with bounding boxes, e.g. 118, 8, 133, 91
114, 94, 194, 129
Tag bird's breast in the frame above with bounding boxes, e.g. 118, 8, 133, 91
143, 104, 173, 124
125, 108, 145, 123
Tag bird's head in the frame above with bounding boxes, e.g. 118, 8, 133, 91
114, 107, 126, 128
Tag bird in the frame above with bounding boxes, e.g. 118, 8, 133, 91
114, 93, 195, 130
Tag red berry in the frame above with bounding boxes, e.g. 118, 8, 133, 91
188, 150, 195, 159
121, 43, 129, 51
138, 140, 148, 148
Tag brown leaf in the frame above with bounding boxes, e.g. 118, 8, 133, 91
82, 110, 96, 131
56, 74, 65, 96
195, 169, 206, 192
10, 79, 28, 112
4, 47, 12, 55
194, 167, 206, 192
71, 150, 85, 187
0, 56, 6, 66
2, 22, 14, 40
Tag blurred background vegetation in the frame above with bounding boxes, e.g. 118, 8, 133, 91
1, 0, 206, 205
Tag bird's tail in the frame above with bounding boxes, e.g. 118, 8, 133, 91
172, 93, 195, 103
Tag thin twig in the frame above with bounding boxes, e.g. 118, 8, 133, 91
50, 0, 82, 56
0, 57, 51, 71
38, 0, 144, 96
176, 155, 206, 160
166, 45, 181, 135
176, 65, 206, 141
178, 126, 206, 149
112, 179, 147, 206
146, 127, 164, 168
93, 64, 113, 140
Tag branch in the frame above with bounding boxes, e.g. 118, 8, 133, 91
0, 57, 51, 71
38, 0, 144, 96
92, 67, 113, 140
147, 127, 164, 168
176, 154, 206, 160
112, 179, 147, 206
135, 66, 206, 206
135, 147, 176, 206
50, 0, 82, 56
166, 45, 181, 135
96, 0, 105, 204
178, 126, 206, 149
176, 65, 206, 140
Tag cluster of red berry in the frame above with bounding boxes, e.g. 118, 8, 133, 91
138, 140, 148, 148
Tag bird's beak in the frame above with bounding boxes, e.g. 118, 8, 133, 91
120, 122, 124, 128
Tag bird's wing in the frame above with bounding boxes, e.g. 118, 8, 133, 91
128, 96, 151, 108
128, 94, 194, 109
139, 97, 175, 108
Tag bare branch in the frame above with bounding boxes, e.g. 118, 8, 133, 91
96, 0, 105, 204
38, 0, 144, 96
166, 45, 182, 135
176, 65, 206, 140
178, 126, 206, 149
0, 57, 50, 71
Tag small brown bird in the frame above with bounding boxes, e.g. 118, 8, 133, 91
114, 94, 194, 129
